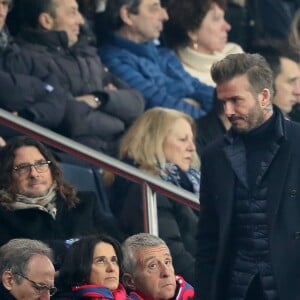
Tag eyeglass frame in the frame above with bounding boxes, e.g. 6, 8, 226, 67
12, 160, 52, 176
13, 272, 57, 296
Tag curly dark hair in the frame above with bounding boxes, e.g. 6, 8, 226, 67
0, 136, 78, 207
164, 0, 226, 49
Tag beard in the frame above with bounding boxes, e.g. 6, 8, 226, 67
229, 102, 265, 133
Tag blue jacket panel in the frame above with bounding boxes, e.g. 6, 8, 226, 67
99, 34, 214, 119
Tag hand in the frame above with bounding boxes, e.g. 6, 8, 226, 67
75, 94, 99, 108
104, 83, 117, 91
184, 98, 201, 107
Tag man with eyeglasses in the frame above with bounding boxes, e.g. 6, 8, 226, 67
0, 136, 123, 269
0, 238, 56, 299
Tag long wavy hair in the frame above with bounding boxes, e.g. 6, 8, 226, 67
0, 136, 78, 208
119, 107, 200, 175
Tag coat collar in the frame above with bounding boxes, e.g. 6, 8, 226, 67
222, 106, 286, 189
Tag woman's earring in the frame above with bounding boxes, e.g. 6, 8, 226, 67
193, 40, 198, 50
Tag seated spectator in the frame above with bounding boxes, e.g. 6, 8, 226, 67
0, 136, 123, 268
164, 0, 243, 87
54, 235, 127, 299
7, 0, 144, 157
257, 43, 300, 117
0, 238, 56, 300
122, 233, 194, 300
0, 0, 67, 134
98, 0, 214, 119
111, 108, 200, 285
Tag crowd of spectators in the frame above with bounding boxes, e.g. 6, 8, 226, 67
0, 0, 299, 298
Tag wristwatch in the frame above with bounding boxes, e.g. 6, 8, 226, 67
93, 96, 101, 108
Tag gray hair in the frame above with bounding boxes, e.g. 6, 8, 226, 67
211, 53, 274, 99
104, 0, 142, 30
0, 239, 53, 284
122, 233, 167, 274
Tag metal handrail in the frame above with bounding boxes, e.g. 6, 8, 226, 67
0, 109, 200, 234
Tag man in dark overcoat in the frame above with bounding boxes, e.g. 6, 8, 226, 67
196, 52, 300, 300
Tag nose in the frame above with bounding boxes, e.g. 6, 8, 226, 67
160, 263, 172, 277
293, 78, 300, 96
39, 293, 50, 300
106, 261, 116, 272
223, 101, 234, 117
188, 139, 196, 152
28, 165, 40, 177
223, 19, 231, 32
160, 7, 169, 21
77, 11, 85, 25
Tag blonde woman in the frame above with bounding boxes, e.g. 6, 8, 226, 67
111, 107, 200, 287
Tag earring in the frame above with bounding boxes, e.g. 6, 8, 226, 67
193, 40, 198, 50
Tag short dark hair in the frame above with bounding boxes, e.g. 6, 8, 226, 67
211, 53, 274, 99
57, 235, 123, 289
0, 136, 77, 207
164, 0, 226, 48
18, 0, 57, 29
256, 41, 300, 80
104, 0, 142, 31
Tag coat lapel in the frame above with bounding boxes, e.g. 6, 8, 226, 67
266, 139, 293, 223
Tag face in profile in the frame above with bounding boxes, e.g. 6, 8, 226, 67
163, 118, 196, 171
3, 254, 55, 300
129, 245, 176, 300
217, 74, 268, 133
273, 57, 300, 114
188, 3, 231, 54
0, 0, 10, 31
49, 0, 84, 46
11, 146, 53, 198
123, 0, 168, 43
90, 242, 120, 290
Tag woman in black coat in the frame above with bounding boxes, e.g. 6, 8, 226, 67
111, 108, 200, 286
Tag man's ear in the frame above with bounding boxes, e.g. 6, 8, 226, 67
122, 273, 136, 290
38, 12, 54, 30
119, 5, 133, 26
2, 270, 14, 290
260, 88, 271, 107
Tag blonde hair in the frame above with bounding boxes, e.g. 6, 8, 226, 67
120, 107, 200, 175
289, 8, 300, 50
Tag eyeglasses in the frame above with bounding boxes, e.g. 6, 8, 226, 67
12, 160, 51, 176
14, 273, 57, 296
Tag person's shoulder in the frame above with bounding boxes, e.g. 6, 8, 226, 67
223, 42, 244, 55
284, 118, 300, 137
201, 134, 227, 157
